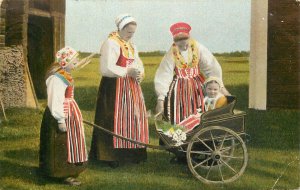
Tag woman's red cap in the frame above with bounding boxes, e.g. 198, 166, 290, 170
170, 22, 191, 37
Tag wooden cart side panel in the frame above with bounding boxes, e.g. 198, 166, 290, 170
188, 114, 246, 141
203, 116, 245, 132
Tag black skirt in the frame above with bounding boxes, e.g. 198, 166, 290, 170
89, 77, 147, 163
39, 107, 86, 178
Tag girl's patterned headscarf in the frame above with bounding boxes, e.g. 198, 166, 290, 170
55, 46, 79, 68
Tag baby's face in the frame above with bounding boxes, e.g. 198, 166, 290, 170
205, 82, 220, 98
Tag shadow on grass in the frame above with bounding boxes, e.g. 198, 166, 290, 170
87, 150, 190, 179
74, 86, 99, 112
226, 84, 299, 151
4, 148, 38, 163
0, 159, 49, 186
140, 81, 157, 112
82, 180, 187, 190
0, 133, 39, 142
246, 109, 299, 150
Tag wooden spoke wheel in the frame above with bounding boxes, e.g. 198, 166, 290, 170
186, 126, 248, 184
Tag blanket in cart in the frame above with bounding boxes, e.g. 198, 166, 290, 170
178, 113, 201, 133
157, 113, 201, 146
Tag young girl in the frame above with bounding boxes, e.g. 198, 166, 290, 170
39, 46, 88, 186
204, 76, 228, 111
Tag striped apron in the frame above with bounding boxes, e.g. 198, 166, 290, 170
63, 85, 88, 163
113, 50, 149, 148
165, 66, 205, 124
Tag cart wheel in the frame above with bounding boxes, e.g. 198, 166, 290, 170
186, 126, 248, 184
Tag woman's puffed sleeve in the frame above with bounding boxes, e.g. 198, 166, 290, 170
154, 49, 175, 100
197, 42, 224, 87
100, 39, 127, 77
46, 75, 67, 123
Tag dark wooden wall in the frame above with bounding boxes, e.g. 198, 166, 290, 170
267, 0, 300, 109
27, 15, 53, 98
1, 0, 65, 103
0, 0, 8, 47
5, 0, 27, 46
29, 0, 50, 11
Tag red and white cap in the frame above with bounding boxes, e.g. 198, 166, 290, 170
170, 22, 191, 39
55, 46, 78, 68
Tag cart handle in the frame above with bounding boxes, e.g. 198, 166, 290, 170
83, 120, 176, 150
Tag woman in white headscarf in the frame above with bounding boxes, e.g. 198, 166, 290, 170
90, 14, 149, 168
39, 46, 89, 186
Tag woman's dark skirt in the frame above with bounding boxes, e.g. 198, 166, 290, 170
89, 77, 147, 163
39, 107, 86, 178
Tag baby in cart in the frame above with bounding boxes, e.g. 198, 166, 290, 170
178, 76, 228, 132
203, 76, 228, 111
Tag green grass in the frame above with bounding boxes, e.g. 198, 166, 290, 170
0, 56, 299, 190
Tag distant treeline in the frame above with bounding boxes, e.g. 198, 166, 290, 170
138, 50, 249, 57
213, 51, 249, 57
139, 51, 166, 57
78, 50, 249, 57
78, 51, 166, 57
78, 52, 100, 58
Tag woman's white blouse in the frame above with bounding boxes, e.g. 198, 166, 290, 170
154, 41, 223, 100
46, 75, 67, 124
100, 38, 144, 78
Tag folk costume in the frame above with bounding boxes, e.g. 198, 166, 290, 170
154, 22, 224, 125
39, 47, 88, 178
90, 14, 149, 164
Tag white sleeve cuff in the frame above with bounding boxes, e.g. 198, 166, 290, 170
158, 95, 165, 101
57, 118, 65, 124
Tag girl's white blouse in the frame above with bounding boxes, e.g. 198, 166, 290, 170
46, 75, 67, 124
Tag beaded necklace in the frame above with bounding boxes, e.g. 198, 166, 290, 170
172, 39, 199, 68
109, 31, 135, 58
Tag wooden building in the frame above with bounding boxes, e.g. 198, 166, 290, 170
0, 0, 65, 108
250, 0, 299, 110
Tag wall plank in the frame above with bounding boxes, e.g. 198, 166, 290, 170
267, 0, 300, 109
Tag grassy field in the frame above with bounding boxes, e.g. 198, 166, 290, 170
0, 55, 299, 190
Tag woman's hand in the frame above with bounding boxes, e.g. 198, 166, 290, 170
127, 67, 139, 78
58, 122, 67, 132
136, 72, 144, 83
155, 99, 164, 114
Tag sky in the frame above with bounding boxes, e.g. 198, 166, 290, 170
65, 0, 251, 53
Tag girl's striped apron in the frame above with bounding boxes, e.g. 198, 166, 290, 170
55, 72, 88, 163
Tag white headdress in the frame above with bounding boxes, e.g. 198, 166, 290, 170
115, 14, 136, 30
204, 76, 223, 88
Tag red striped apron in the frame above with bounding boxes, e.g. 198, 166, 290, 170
113, 49, 149, 148
167, 66, 205, 124
64, 86, 88, 163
